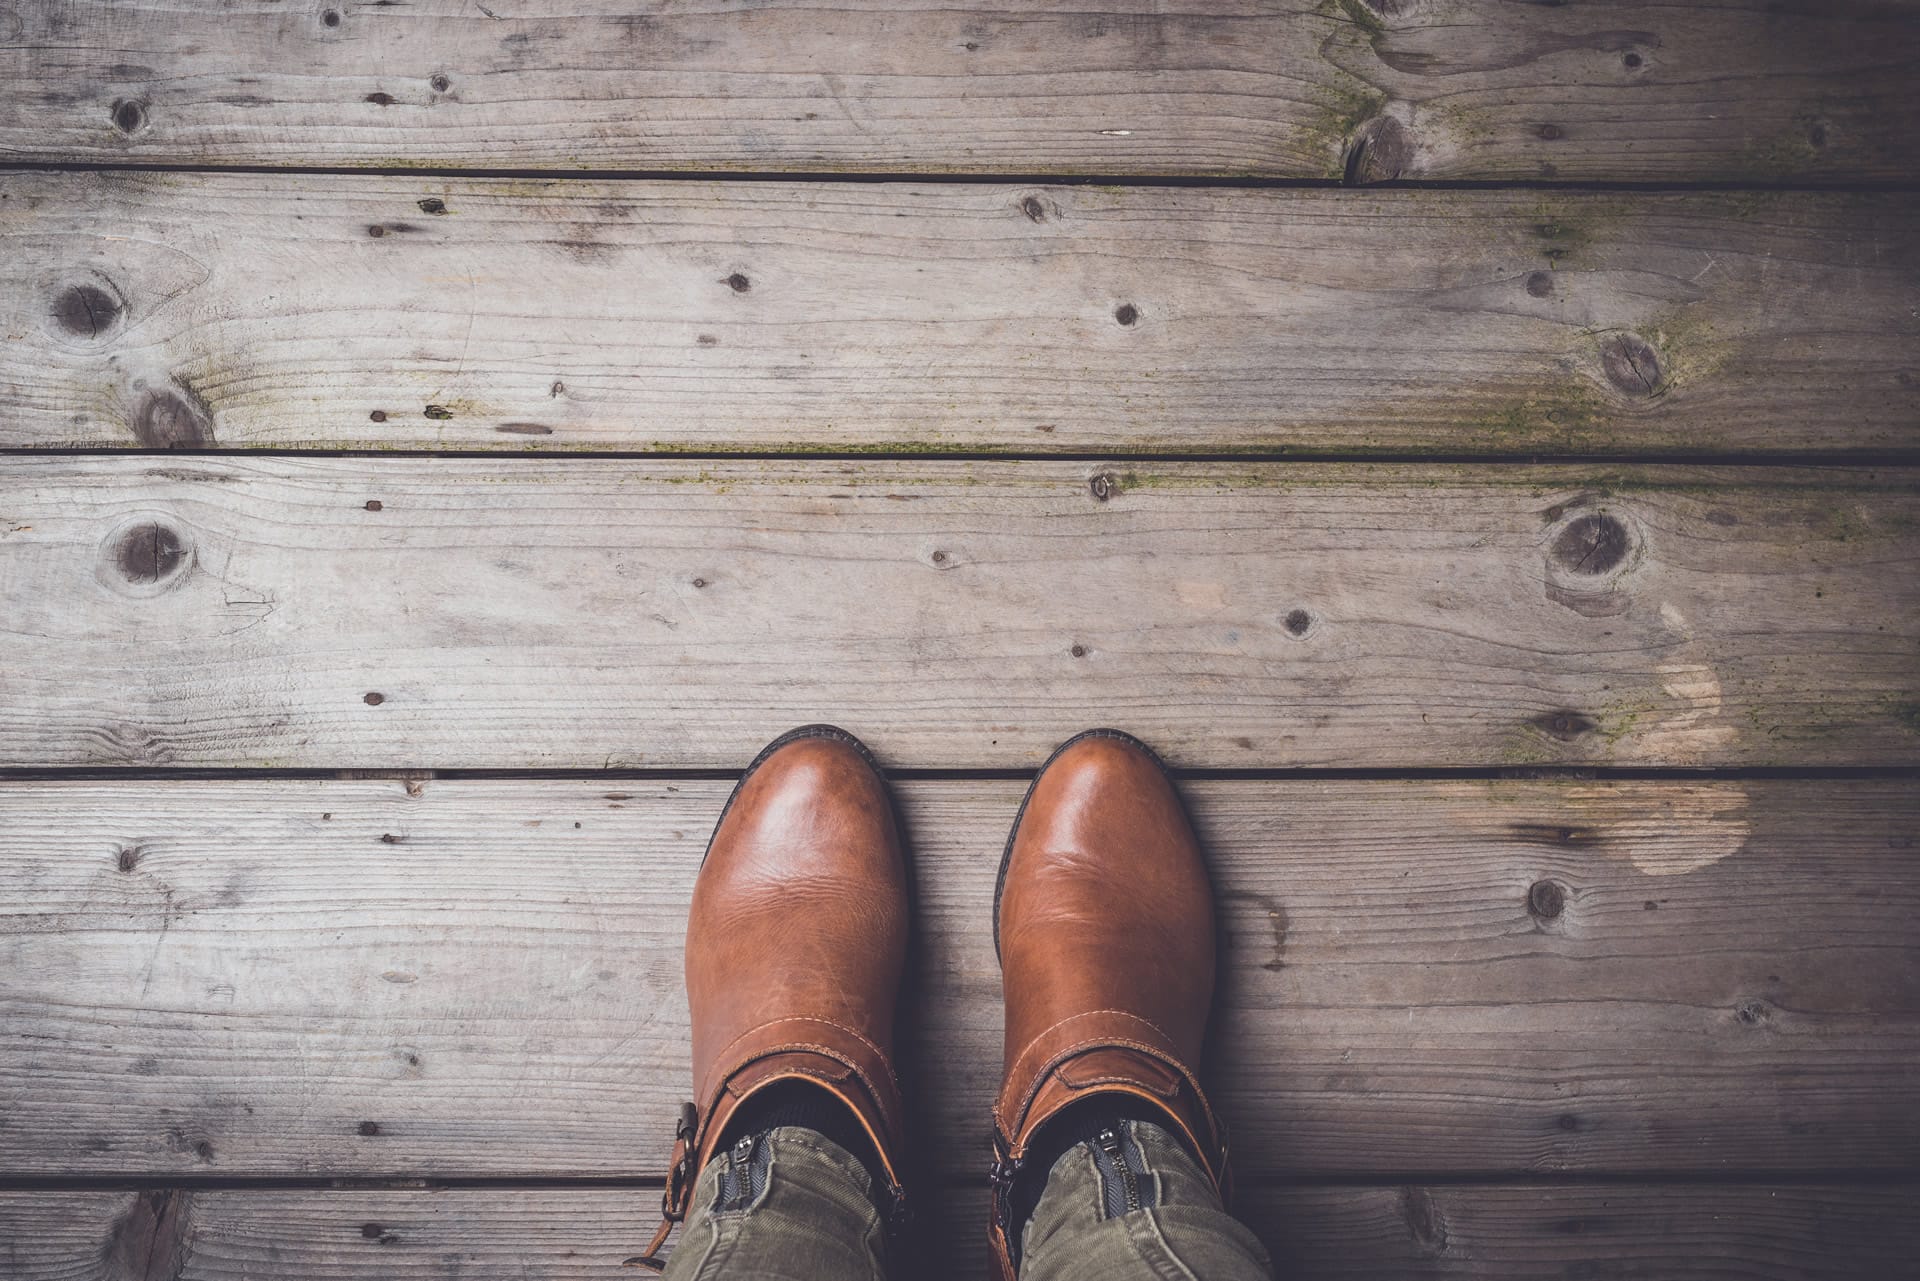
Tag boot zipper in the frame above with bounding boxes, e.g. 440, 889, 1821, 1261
717, 1133, 758, 1211
1093, 1127, 1142, 1216
989, 1137, 1026, 1267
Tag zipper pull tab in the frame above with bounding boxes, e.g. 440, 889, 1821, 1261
717, 1132, 759, 1211
1094, 1127, 1142, 1214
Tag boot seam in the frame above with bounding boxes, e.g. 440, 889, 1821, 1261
1002, 1009, 1185, 1109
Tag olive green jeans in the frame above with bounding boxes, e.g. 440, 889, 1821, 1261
660, 1121, 1272, 1280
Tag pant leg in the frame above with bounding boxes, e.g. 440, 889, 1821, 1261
1019, 1119, 1273, 1281
661, 1125, 890, 1281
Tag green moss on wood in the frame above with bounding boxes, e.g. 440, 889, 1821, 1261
1886, 700, 1920, 736
1332, 0, 1385, 39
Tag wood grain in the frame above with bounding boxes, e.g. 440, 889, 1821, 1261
3, 1183, 1917, 1280
1, 457, 1914, 769
5, 174, 1917, 454
2, 1, 1916, 180
2, 777, 1914, 1178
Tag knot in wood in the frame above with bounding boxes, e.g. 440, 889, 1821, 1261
1531, 709, 1597, 741
53, 283, 122, 337
1343, 114, 1413, 185
1550, 513, 1631, 575
1600, 332, 1665, 397
1527, 879, 1567, 920
132, 387, 214, 449
113, 521, 189, 586
111, 98, 148, 134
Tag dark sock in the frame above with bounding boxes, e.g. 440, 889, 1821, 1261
1008, 1094, 1197, 1242
714, 1078, 891, 1197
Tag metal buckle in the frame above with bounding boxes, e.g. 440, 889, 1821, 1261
987, 1129, 1022, 1190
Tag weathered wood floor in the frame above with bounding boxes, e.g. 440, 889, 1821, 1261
2, 3, 1917, 1277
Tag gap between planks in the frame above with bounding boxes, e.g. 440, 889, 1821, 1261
13, 160, 1920, 194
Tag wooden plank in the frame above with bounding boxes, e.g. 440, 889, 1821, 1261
2, 778, 1914, 1178
0, 458, 1914, 769
3, 2, 1917, 180
5, 174, 1918, 454
3, 1183, 1917, 1280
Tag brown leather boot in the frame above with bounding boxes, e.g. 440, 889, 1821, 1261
988, 729, 1230, 1278
632, 725, 910, 1269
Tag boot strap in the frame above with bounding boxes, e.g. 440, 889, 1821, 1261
622, 1101, 699, 1271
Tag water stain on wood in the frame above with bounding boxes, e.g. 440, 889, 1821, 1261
1222, 888, 1289, 972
